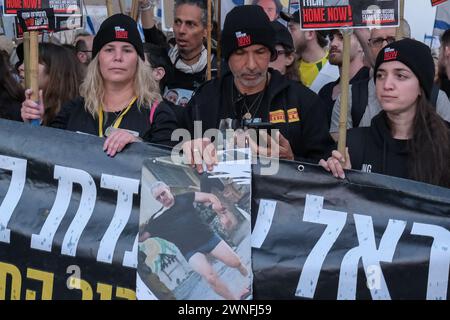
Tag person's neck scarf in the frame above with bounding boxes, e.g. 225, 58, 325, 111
169, 45, 208, 74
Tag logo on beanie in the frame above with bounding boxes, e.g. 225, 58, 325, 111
236, 31, 251, 47
384, 47, 398, 61
115, 26, 128, 39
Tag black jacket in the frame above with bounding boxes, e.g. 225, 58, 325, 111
183, 69, 335, 162
51, 97, 178, 146
0, 93, 23, 122
347, 111, 409, 179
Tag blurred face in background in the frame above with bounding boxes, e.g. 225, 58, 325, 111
288, 22, 307, 54
256, 0, 278, 21
368, 27, 397, 66
329, 32, 363, 66
18, 62, 50, 90
269, 44, 295, 74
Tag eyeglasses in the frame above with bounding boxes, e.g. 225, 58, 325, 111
368, 36, 396, 48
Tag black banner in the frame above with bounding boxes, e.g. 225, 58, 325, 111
251, 161, 450, 299
1, 119, 450, 300
0, 119, 169, 299
300, 0, 399, 29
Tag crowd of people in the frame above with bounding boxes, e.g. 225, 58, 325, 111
0, 1, 449, 186
1, 0, 450, 300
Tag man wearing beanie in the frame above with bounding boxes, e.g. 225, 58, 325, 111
182, 5, 335, 163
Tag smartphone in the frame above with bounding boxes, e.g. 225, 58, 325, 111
245, 121, 274, 131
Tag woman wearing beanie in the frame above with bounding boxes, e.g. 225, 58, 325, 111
320, 38, 450, 188
23, 14, 177, 157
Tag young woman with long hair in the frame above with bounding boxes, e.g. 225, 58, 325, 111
320, 39, 450, 188
19, 42, 82, 125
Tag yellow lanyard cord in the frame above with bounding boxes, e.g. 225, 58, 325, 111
98, 97, 137, 137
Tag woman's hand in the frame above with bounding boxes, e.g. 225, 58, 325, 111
21, 89, 44, 123
319, 148, 352, 179
103, 129, 140, 157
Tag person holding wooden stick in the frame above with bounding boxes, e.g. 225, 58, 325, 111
19, 43, 82, 126
320, 39, 450, 188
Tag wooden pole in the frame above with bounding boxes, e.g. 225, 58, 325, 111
106, 0, 114, 17
131, 0, 139, 21
29, 31, 39, 103
206, 0, 212, 80
337, 30, 351, 156
396, 0, 405, 40
216, 0, 221, 76
23, 32, 30, 89
118, 0, 125, 14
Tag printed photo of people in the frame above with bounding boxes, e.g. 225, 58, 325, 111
137, 152, 252, 300
163, 87, 194, 107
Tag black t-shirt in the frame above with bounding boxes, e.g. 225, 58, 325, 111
0, 95, 22, 122
145, 192, 216, 257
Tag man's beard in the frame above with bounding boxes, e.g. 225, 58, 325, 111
295, 42, 307, 56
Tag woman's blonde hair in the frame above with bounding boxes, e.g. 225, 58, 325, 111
80, 55, 161, 117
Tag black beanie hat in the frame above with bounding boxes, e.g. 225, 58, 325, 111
92, 14, 144, 60
222, 5, 276, 61
374, 38, 434, 98
271, 21, 294, 50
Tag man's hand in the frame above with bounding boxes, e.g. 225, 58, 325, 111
103, 129, 140, 157
182, 138, 218, 173
248, 130, 294, 160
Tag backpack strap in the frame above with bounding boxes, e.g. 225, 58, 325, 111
430, 84, 440, 108
351, 78, 369, 127
149, 101, 159, 124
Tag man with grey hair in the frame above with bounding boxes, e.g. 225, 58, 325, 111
142, 181, 249, 300
140, 0, 217, 104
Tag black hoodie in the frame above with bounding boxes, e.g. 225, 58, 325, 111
182, 69, 335, 162
347, 111, 409, 179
